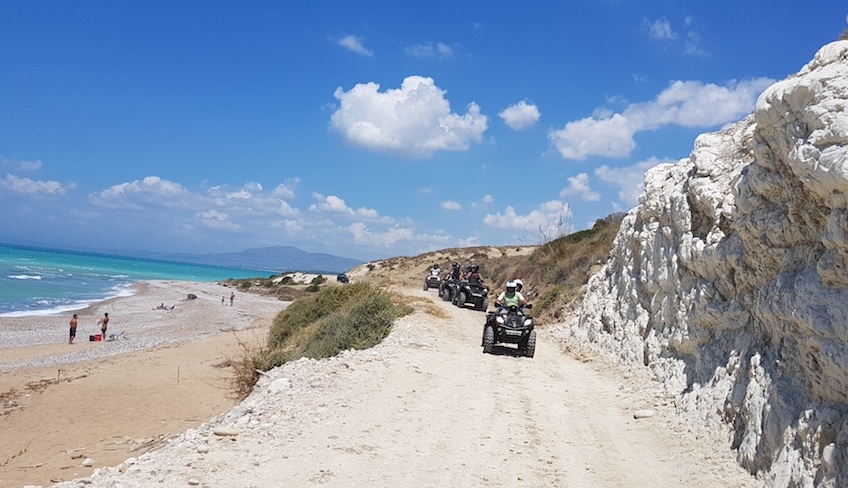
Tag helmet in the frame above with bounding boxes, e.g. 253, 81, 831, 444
506, 280, 517, 292
452, 262, 459, 268
514, 279, 524, 290
471, 264, 479, 271
433, 263, 440, 268
466, 264, 472, 272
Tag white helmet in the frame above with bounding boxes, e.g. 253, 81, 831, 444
506, 280, 517, 292
514, 279, 524, 290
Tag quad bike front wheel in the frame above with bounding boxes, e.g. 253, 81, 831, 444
525, 330, 536, 358
456, 292, 467, 308
482, 325, 494, 354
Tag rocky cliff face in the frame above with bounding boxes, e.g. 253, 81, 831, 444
571, 41, 848, 487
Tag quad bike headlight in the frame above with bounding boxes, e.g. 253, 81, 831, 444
496, 316, 505, 324
524, 319, 533, 326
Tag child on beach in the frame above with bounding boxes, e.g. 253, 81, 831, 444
69, 313, 78, 344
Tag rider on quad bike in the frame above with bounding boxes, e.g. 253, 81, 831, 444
464, 264, 484, 283
439, 262, 462, 301
494, 280, 528, 310
453, 264, 489, 311
424, 263, 442, 291
481, 280, 536, 357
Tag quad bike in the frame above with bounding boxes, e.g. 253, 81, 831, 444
452, 279, 489, 311
482, 304, 536, 358
423, 271, 442, 291
439, 277, 459, 302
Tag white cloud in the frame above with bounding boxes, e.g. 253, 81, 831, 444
483, 200, 573, 241
441, 200, 462, 210
1, 157, 43, 171
646, 17, 709, 57
481, 194, 493, 204
418, 186, 433, 194
647, 18, 676, 40
348, 222, 414, 247
549, 78, 774, 160
559, 173, 601, 201
309, 193, 385, 220
1, 173, 66, 195
275, 199, 300, 217
499, 100, 540, 130
338, 35, 373, 56
330, 76, 489, 158
595, 157, 668, 206
272, 178, 299, 199
196, 209, 241, 230
90, 176, 198, 211
405, 42, 453, 59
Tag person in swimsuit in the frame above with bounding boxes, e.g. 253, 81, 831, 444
69, 313, 78, 344
98, 312, 109, 341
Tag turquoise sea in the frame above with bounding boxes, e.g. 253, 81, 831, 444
0, 243, 267, 317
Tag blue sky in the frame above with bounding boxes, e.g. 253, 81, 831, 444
1, 1, 845, 261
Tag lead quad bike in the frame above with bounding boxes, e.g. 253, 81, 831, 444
482, 304, 536, 357
452, 279, 489, 311
423, 271, 442, 291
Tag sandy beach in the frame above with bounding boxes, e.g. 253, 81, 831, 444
0, 280, 288, 488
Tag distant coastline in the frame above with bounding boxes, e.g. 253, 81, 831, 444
0, 244, 269, 317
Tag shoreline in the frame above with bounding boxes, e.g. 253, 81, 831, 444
0, 280, 284, 372
0, 280, 288, 488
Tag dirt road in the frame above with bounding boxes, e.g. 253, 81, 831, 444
55, 287, 761, 487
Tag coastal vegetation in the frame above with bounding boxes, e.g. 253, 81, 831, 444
232, 282, 412, 398
486, 212, 624, 321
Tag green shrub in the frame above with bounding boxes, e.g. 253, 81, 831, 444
535, 285, 564, 314
257, 282, 411, 373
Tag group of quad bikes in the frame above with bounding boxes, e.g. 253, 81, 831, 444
423, 264, 536, 358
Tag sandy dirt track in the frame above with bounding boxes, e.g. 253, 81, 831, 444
44, 286, 761, 488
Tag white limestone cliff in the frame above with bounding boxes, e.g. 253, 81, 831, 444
572, 40, 848, 487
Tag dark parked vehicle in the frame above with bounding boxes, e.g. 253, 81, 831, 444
453, 280, 489, 311
336, 273, 349, 283
482, 304, 536, 357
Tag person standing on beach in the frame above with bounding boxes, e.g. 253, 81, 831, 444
69, 313, 78, 344
97, 312, 109, 341
221, 296, 225, 305
230, 292, 234, 306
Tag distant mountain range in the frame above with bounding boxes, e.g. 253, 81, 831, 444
132, 246, 363, 275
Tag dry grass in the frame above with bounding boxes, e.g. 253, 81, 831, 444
351, 213, 624, 324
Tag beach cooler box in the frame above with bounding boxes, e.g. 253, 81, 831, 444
89, 334, 102, 341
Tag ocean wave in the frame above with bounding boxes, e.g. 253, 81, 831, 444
7, 274, 42, 280
0, 284, 138, 317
